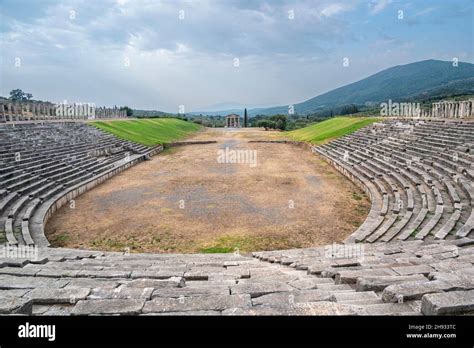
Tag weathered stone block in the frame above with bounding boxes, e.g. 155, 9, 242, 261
151, 287, 229, 298
72, 299, 145, 315
130, 270, 184, 279
64, 278, 119, 289
76, 270, 131, 278
0, 275, 69, 289
89, 286, 153, 300
382, 280, 448, 302
288, 278, 334, 290
356, 274, 427, 292
294, 301, 368, 315
335, 268, 396, 284
392, 264, 433, 276
26, 288, 90, 304
0, 297, 32, 314
142, 294, 251, 313
230, 283, 293, 298
421, 290, 474, 315
329, 291, 379, 302
122, 277, 185, 288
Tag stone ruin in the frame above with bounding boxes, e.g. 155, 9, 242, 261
431, 100, 474, 118
0, 100, 128, 123
392, 99, 474, 118
0, 117, 473, 316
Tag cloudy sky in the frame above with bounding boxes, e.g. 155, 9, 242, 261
0, 0, 472, 112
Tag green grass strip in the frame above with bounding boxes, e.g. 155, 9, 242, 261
286, 116, 382, 144
90, 118, 201, 146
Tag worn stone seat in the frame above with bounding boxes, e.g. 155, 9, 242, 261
0, 238, 468, 316
1, 118, 473, 315
0, 122, 162, 245
0, 192, 18, 214
320, 119, 473, 243
0, 172, 32, 189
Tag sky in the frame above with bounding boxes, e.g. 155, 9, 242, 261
0, 0, 473, 113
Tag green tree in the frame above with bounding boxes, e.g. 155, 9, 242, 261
9, 89, 33, 101
256, 119, 276, 130
244, 108, 248, 127
340, 104, 359, 115
120, 106, 133, 117
270, 114, 287, 131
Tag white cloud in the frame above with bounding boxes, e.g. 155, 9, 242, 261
369, 0, 392, 15
320, 3, 350, 17
0, 0, 471, 111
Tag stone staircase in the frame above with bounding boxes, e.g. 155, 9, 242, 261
252, 237, 474, 315
0, 236, 472, 315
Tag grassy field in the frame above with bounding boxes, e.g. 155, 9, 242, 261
286, 116, 382, 144
46, 128, 371, 253
91, 118, 201, 146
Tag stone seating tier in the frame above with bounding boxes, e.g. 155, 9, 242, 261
0, 118, 472, 316
316, 119, 473, 244
0, 122, 161, 246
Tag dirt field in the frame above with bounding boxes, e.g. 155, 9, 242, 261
46, 128, 370, 253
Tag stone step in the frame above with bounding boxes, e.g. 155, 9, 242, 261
382, 278, 474, 303
421, 290, 474, 315
72, 299, 145, 315
392, 264, 434, 276
356, 274, 427, 292
314, 283, 354, 291
335, 268, 396, 284
142, 294, 251, 314
362, 302, 417, 315
229, 283, 293, 298
25, 287, 90, 304
336, 298, 383, 305
0, 297, 32, 315
328, 291, 379, 302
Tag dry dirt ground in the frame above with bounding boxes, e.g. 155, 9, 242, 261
46, 128, 370, 253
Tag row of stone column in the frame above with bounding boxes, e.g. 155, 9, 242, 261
0, 102, 56, 123
432, 100, 474, 118
0, 101, 128, 123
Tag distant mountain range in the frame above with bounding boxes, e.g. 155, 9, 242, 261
194, 102, 273, 112
190, 59, 474, 117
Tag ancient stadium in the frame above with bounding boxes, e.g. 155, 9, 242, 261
0, 100, 473, 316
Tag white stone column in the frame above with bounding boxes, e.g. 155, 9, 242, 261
20, 102, 25, 121
0, 104, 5, 123
40, 103, 45, 121
12, 103, 18, 122
8, 103, 14, 122
32, 102, 37, 121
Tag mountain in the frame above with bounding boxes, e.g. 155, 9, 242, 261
191, 102, 272, 116
189, 108, 245, 116
198, 60, 474, 117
